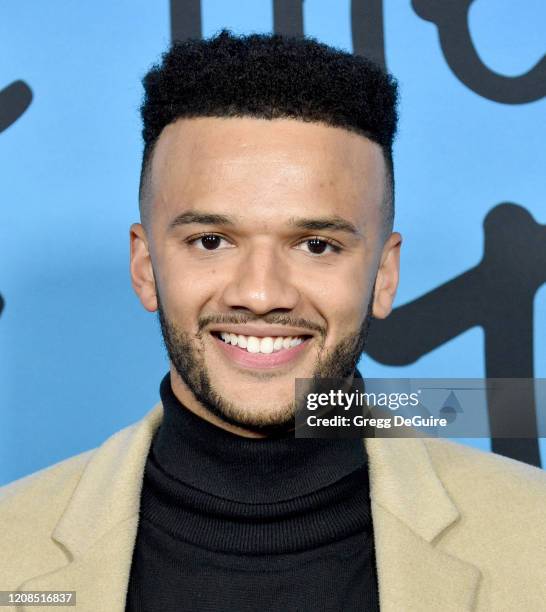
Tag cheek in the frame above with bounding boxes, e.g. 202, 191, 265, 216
323, 289, 368, 328
305, 260, 373, 333
159, 261, 219, 327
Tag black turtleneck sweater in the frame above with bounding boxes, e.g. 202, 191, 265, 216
125, 372, 379, 612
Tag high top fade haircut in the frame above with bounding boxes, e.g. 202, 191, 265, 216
139, 29, 399, 233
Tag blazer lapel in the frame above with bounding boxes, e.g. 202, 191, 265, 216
16, 516, 139, 611
17, 404, 165, 612
365, 437, 481, 611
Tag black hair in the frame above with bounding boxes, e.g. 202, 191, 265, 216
139, 28, 399, 230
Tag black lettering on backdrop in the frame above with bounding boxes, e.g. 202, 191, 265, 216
351, 0, 386, 69
412, 0, 546, 104
170, 0, 546, 104
0, 79, 33, 319
273, 0, 304, 38
0, 80, 32, 134
366, 204, 545, 467
170, 0, 202, 41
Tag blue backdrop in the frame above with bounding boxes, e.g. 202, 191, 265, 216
1, 0, 545, 484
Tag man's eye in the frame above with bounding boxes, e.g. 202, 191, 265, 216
186, 234, 341, 255
187, 233, 231, 250
297, 237, 342, 255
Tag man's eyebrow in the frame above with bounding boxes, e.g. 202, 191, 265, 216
287, 215, 362, 237
168, 211, 237, 230
168, 211, 362, 237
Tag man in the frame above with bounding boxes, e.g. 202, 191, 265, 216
1, 30, 545, 612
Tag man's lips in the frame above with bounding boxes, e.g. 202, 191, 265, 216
210, 332, 313, 370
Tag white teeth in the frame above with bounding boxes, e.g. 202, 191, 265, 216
273, 337, 284, 352
259, 337, 274, 354
216, 332, 307, 354
246, 336, 261, 353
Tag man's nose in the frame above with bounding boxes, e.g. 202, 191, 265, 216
220, 245, 300, 315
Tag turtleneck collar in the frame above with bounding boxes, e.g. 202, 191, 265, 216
152, 370, 367, 504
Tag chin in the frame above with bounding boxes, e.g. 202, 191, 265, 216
220, 397, 294, 425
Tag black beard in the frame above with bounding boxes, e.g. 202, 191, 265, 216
156, 292, 374, 436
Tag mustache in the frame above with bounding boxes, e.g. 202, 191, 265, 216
197, 313, 325, 337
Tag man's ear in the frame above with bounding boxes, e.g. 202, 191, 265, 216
372, 232, 402, 319
130, 223, 158, 312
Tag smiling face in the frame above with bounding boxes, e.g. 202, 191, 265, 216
130, 116, 401, 437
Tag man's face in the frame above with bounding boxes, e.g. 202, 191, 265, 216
131, 117, 400, 435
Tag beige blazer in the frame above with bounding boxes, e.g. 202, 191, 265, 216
1, 403, 545, 611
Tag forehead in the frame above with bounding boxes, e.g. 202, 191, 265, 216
149, 116, 385, 227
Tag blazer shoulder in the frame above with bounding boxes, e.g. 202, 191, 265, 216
1, 448, 96, 503
422, 437, 546, 534
423, 437, 546, 494
0, 405, 160, 511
